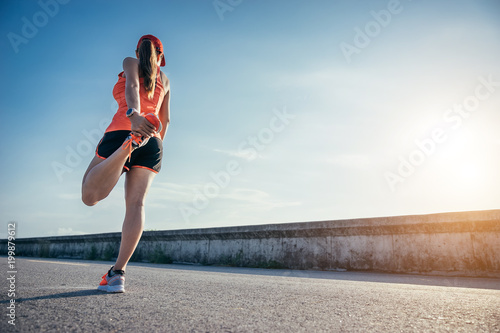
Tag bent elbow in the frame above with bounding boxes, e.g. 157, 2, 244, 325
126, 82, 140, 92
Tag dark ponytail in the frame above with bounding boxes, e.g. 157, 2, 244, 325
137, 39, 157, 100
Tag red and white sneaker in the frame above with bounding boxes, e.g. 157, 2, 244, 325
122, 132, 148, 150
122, 113, 161, 160
98, 267, 125, 293
144, 113, 162, 133
122, 132, 149, 161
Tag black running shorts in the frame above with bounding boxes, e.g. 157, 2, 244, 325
96, 130, 162, 173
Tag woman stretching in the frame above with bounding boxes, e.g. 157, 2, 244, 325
81, 34, 170, 293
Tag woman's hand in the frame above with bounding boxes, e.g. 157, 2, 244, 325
129, 113, 156, 138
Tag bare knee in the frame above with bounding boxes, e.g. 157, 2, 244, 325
126, 197, 145, 209
82, 195, 97, 206
82, 187, 98, 206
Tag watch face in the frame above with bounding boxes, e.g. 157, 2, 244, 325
126, 109, 134, 117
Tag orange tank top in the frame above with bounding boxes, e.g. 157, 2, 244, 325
105, 68, 165, 138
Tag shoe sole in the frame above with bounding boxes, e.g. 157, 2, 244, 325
108, 285, 125, 293
145, 113, 162, 133
97, 285, 125, 293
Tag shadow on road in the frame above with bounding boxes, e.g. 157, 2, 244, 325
0, 289, 105, 304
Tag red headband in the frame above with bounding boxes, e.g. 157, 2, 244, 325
137, 34, 165, 67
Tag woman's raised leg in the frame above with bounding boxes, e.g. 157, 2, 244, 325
81, 146, 131, 206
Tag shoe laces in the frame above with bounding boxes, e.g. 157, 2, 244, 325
122, 133, 143, 162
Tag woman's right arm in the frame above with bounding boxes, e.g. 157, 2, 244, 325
123, 57, 140, 111
122, 57, 155, 137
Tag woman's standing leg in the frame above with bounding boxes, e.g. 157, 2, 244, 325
113, 167, 156, 271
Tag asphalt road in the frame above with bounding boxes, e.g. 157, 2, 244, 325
0, 257, 499, 332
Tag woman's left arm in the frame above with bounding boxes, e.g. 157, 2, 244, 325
158, 72, 170, 140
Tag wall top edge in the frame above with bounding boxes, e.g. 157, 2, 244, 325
6, 209, 499, 243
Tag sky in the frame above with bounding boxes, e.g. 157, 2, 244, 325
1, 0, 499, 238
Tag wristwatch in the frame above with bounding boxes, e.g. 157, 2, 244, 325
126, 108, 138, 118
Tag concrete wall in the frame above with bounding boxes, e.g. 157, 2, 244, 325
2, 210, 499, 277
